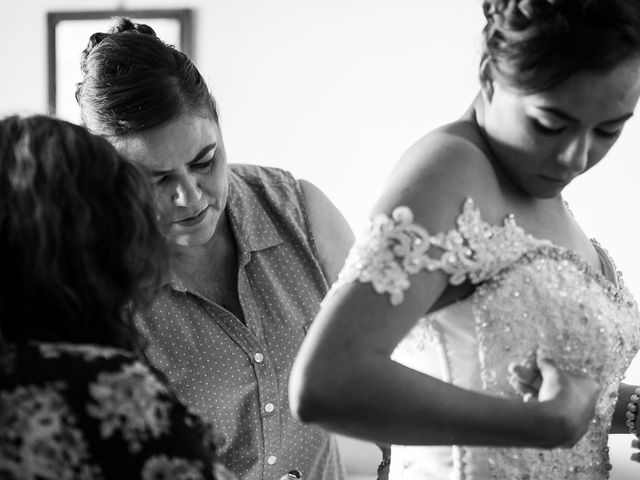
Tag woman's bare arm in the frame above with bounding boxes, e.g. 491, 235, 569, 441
290, 132, 598, 448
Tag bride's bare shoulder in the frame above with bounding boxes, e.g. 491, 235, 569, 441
382, 121, 497, 196
376, 120, 501, 226
398, 120, 495, 184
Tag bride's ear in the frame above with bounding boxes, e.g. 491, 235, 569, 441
479, 58, 494, 103
480, 83, 494, 105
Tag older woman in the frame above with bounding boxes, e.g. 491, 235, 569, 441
75, 18, 354, 480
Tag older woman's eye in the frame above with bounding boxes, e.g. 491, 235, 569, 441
154, 175, 169, 186
192, 159, 215, 171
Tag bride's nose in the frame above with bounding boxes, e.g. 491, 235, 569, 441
556, 134, 590, 174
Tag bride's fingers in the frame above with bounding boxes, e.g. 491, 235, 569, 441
508, 363, 542, 393
508, 372, 540, 397
510, 364, 539, 383
511, 380, 540, 397
524, 371, 542, 391
508, 373, 525, 394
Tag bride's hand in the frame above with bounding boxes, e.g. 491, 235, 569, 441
508, 349, 541, 400
534, 350, 599, 447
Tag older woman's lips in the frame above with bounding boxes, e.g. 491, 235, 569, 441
175, 206, 210, 227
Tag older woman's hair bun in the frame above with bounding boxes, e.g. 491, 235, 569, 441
110, 17, 157, 36
80, 18, 158, 76
76, 17, 218, 137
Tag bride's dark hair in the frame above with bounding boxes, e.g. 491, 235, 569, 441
480, 0, 640, 93
0, 115, 166, 364
76, 17, 218, 137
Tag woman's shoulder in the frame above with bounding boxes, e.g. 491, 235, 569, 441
228, 162, 304, 209
375, 120, 502, 235
400, 119, 496, 188
229, 162, 295, 187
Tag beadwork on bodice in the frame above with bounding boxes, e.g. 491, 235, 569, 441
469, 245, 640, 479
332, 198, 640, 479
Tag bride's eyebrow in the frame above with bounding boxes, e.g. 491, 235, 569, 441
535, 106, 634, 125
600, 112, 634, 125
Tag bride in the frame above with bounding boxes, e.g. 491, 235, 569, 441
290, 0, 640, 478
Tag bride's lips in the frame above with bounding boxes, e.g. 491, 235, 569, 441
174, 206, 211, 227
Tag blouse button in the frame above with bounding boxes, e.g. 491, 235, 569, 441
254, 352, 264, 363
267, 455, 277, 465
265, 402, 275, 413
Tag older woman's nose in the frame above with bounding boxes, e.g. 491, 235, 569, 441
171, 174, 202, 207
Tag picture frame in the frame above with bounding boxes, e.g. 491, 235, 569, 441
47, 9, 193, 123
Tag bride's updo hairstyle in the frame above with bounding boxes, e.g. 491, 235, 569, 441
76, 17, 218, 137
480, 0, 640, 94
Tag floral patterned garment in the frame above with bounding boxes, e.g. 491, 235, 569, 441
331, 198, 640, 480
0, 341, 232, 480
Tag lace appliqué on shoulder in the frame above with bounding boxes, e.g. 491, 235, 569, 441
329, 198, 548, 305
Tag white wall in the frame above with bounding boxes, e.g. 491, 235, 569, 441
2, 1, 640, 477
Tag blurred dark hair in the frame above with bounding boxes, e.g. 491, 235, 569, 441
480, 0, 640, 93
76, 17, 218, 137
0, 115, 166, 358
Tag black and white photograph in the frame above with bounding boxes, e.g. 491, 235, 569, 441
2, 1, 640, 479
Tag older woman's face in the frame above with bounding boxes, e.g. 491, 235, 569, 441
112, 114, 228, 247
482, 55, 640, 199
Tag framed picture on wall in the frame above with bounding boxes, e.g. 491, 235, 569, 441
47, 9, 193, 124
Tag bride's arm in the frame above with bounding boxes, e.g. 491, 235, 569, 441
289, 133, 598, 448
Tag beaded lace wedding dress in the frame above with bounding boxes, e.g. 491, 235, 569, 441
332, 198, 640, 480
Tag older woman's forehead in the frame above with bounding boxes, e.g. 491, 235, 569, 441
111, 115, 220, 170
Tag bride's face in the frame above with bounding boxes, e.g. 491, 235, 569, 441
482, 55, 640, 199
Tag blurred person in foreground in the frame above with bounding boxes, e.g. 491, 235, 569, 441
0, 114, 237, 480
